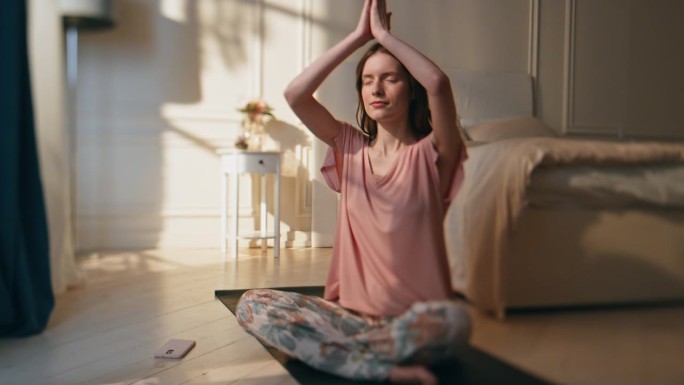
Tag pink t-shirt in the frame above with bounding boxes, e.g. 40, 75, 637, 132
321, 123, 467, 317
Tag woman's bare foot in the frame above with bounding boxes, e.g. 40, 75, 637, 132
389, 365, 438, 385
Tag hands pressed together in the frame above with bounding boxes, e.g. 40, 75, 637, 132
355, 0, 392, 44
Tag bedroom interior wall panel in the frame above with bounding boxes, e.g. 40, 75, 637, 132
538, 0, 684, 140
77, 0, 313, 250
537, 0, 565, 131
383, 0, 532, 73
622, 1, 684, 140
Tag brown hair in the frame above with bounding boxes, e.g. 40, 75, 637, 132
355, 43, 432, 142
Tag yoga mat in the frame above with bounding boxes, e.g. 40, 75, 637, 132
215, 286, 553, 385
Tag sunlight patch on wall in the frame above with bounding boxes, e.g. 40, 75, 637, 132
160, 0, 187, 23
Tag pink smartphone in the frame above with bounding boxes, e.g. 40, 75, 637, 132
154, 339, 196, 359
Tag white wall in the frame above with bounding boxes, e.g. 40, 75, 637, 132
538, 0, 684, 140
72, 0, 683, 250
76, 0, 314, 250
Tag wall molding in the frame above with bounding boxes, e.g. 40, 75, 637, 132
294, 144, 312, 220
79, 207, 255, 218
296, 0, 314, 227
252, 0, 264, 98
528, 0, 540, 115
299, 0, 314, 73
561, 0, 617, 136
527, 0, 540, 78
78, 133, 235, 151
561, 0, 575, 133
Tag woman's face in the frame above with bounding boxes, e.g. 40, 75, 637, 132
360, 52, 412, 126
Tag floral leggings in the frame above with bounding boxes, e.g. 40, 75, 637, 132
235, 289, 471, 381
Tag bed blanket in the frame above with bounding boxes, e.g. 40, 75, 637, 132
444, 137, 684, 315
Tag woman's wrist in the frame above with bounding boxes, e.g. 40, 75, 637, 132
350, 27, 372, 45
372, 29, 391, 46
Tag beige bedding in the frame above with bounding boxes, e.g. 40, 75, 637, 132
528, 164, 684, 208
445, 137, 684, 314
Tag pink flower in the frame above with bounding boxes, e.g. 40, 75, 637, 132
238, 99, 274, 118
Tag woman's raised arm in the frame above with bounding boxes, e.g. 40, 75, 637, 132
369, 0, 464, 186
284, 0, 373, 147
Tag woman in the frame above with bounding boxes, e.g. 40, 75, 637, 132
236, 1, 469, 383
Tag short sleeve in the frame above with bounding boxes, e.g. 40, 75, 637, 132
424, 138, 468, 207
446, 143, 468, 204
320, 123, 355, 193
321, 148, 342, 192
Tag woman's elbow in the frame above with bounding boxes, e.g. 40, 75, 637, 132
426, 71, 451, 96
283, 86, 298, 107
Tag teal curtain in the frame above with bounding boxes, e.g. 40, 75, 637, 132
0, 0, 55, 337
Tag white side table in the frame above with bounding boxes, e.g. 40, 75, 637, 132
218, 150, 280, 259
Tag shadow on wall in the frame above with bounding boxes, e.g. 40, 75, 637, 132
79, 0, 202, 250
265, 120, 312, 239
265, 120, 310, 157
206, 0, 249, 69
81, 0, 336, 250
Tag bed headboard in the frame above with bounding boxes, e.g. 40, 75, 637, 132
446, 69, 533, 126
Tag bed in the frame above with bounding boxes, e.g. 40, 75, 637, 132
443, 70, 684, 317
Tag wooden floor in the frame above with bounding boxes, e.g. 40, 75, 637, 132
1, 248, 682, 385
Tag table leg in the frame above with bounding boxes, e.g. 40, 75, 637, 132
260, 174, 267, 253
221, 172, 227, 258
275, 160, 281, 258
230, 171, 239, 259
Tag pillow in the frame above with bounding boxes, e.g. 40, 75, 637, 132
464, 115, 557, 142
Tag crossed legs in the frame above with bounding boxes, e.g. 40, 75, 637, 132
235, 289, 471, 383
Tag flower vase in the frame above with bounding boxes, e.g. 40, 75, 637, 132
244, 114, 265, 151
235, 99, 274, 150
234, 128, 249, 150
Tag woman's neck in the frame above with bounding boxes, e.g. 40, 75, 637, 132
372, 122, 416, 154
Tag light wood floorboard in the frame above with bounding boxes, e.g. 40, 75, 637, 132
0, 247, 682, 385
